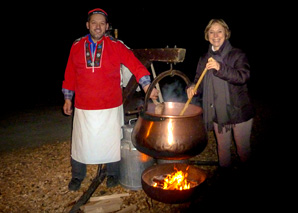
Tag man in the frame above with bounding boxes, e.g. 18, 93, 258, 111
62, 8, 158, 191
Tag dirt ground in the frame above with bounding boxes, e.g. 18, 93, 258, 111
0, 92, 142, 154
0, 96, 290, 212
0, 105, 73, 153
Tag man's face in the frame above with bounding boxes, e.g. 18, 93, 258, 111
86, 14, 109, 42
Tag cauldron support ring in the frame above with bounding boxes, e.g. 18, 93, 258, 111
144, 69, 191, 111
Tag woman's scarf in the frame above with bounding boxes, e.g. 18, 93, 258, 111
203, 40, 233, 133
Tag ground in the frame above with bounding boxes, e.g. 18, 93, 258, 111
0, 105, 72, 153
0, 96, 289, 212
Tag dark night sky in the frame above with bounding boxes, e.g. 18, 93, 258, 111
2, 3, 281, 110
0, 4, 291, 207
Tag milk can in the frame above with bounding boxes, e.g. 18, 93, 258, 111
119, 118, 155, 190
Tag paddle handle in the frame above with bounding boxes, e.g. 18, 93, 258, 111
179, 67, 208, 115
179, 57, 214, 116
151, 63, 164, 103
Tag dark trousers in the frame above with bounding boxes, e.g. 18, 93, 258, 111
71, 158, 120, 180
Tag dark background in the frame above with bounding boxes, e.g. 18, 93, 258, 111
0, 3, 292, 207
2, 3, 282, 110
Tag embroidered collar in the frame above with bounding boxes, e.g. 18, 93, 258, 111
85, 34, 103, 68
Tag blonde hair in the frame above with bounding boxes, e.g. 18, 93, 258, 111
204, 19, 231, 41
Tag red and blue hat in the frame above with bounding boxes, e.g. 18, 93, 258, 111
88, 8, 108, 17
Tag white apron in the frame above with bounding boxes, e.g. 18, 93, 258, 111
71, 105, 124, 164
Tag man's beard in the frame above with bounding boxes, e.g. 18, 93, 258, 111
90, 31, 104, 42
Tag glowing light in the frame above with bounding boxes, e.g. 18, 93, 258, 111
152, 166, 194, 190
167, 119, 174, 145
145, 121, 154, 138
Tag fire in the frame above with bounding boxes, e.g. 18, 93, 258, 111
152, 165, 194, 191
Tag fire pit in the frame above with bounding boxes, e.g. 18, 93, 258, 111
141, 163, 206, 204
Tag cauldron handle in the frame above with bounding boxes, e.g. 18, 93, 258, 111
144, 69, 191, 111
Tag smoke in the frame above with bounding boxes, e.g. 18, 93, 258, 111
161, 79, 188, 103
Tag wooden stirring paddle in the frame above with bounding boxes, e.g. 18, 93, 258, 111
179, 58, 214, 116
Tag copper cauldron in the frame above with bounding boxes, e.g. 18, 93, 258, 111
131, 70, 208, 160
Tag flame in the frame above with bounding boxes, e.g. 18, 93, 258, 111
153, 166, 192, 191
167, 119, 174, 145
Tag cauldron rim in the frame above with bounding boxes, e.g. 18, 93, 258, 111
145, 102, 203, 118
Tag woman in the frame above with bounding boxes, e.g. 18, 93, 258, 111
187, 19, 254, 168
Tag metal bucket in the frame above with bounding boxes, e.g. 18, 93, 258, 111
119, 119, 155, 190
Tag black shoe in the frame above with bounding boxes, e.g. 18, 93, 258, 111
106, 175, 119, 188
68, 178, 82, 191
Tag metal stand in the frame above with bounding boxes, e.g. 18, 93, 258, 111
69, 164, 106, 213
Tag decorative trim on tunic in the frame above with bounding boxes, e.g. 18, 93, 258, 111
85, 40, 103, 68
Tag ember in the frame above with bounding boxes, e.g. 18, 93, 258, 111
152, 165, 198, 190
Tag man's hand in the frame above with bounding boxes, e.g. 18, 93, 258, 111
143, 84, 159, 100
63, 99, 73, 115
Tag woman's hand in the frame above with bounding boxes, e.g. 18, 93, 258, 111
206, 58, 220, 71
186, 85, 196, 99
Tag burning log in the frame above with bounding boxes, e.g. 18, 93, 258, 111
152, 175, 168, 188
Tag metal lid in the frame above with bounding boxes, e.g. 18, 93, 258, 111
122, 118, 137, 140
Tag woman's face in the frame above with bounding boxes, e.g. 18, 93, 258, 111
208, 23, 226, 51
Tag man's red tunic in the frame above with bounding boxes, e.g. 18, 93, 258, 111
62, 35, 149, 110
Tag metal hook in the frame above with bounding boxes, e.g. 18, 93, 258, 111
169, 64, 175, 77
